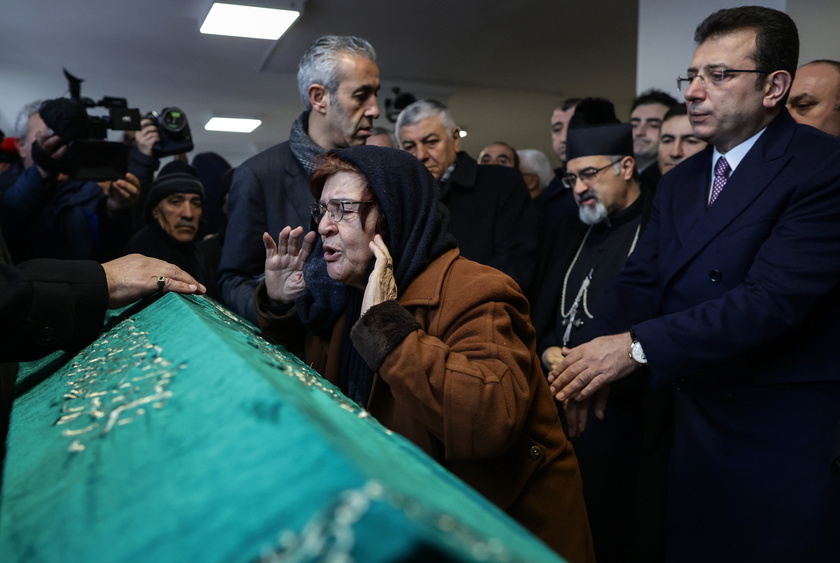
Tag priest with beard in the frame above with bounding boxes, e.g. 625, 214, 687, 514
530, 122, 669, 563
122, 162, 218, 300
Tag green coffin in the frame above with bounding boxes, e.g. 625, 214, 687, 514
0, 293, 564, 562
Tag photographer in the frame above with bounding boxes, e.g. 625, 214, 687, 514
0, 99, 140, 263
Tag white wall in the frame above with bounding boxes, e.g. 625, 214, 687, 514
788, 0, 840, 65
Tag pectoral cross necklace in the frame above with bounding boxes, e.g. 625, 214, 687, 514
559, 223, 642, 346
561, 268, 594, 346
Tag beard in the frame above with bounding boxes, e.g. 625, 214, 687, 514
578, 200, 609, 225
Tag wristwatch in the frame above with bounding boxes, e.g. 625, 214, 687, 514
629, 329, 647, 365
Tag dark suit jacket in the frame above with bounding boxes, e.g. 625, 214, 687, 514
1, 259, 107, 362
591, 111, 840, 562
443, 152, 537, 292
638, 161, 662, 194
218, 141, 312, 324
1, 256, 108, 480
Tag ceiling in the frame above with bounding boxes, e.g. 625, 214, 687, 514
0, 0, 639, 167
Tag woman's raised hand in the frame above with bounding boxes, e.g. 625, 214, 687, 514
361, 234, 398, 316
263, 226, 317, 304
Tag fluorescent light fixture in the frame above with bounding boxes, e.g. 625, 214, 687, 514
200, 3, 300, 40
205, 117, 262, 133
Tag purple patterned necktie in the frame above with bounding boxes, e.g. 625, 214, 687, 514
709, 156, 731, 205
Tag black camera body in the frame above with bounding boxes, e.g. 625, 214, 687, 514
36, 96, 136, 182
35, 70, 146, 182
145, 107, 194, 158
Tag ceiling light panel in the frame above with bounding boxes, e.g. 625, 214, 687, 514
200, 3, 300, 40
205, 117, 262, 133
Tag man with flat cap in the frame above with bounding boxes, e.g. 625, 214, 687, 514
531, 122, 668, 563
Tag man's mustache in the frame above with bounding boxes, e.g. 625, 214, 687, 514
576, 191, 599, 205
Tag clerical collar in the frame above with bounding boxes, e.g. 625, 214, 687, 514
598, 190, 644, 229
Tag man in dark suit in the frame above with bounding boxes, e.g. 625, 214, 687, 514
548, 6, 840, 562
629, 89, 678, 189
218, 35, 380, 323
396, 99, 537, 292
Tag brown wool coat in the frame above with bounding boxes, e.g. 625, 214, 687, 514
258, 249, 594, 562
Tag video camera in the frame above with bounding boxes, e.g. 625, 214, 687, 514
34, 69, 194, 181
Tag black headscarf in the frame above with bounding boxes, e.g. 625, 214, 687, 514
296, 146, 457, 406
334, 146, 457, 289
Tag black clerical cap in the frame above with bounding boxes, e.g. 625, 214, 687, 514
566, 123, 633, 161
568, 97, 619, 129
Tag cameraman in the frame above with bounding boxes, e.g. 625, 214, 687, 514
0, 100, 140, 263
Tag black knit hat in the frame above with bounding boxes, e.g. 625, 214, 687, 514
145, 160, 204, 220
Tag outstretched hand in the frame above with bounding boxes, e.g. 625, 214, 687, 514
102, 254, 206, 308
361, 234, 397, 317
263, 226, 316, 305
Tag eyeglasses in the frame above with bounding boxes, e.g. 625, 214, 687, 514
561, 159, 623, 190
310, 199, 377, 223
676, 69, 770, 91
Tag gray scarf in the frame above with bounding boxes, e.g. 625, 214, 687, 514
288, 111, 326, 175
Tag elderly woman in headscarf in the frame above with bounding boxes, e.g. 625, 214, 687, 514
256, 146, 593, 562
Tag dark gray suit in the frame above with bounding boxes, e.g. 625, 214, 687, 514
218, 142, 313, 324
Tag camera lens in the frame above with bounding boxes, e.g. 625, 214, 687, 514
160, 107, 187, 133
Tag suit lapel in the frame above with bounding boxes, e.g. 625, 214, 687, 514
279, 144, 315, 228
662, 112, 796, 284
670, 147, 713, 251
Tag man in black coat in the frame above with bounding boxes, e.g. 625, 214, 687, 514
531, 123, 666, 563
121, 162, 218, 300
629, 89, 678, 191
396, 99, 537, 292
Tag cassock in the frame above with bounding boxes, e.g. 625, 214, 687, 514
531, 189, 669, 563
